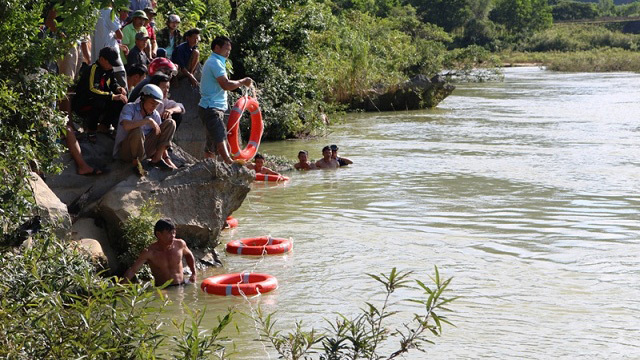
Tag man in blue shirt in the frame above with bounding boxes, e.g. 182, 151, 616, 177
199, 36, 252, 164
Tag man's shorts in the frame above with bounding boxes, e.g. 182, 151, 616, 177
198, 106, 226, 154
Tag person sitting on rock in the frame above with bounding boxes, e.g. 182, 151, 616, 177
121, 10, 148, 65
247, 153, 280, 175
172, 28, 201, 87
128, 56, 177, 102
126, 63, 147, 92
294, 150, 316, 170
72, 46, 128, 142
124, 218, 197, 286
127, 32, 150, 67
330, 144, 352, 166
113, 84, 177, 175
149, 73, 185, 129
315, 146, 340, 169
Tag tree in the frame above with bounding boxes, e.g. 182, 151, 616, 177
552, 1, 599, 21
405, 0, 473, 32
490, 0, 553, 35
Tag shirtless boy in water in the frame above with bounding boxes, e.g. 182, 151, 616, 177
124, 218, 197, 286
315, 146, 340, 169
247, 153, 280, 175
294, 150, 316, 170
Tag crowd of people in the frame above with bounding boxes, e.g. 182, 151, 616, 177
41, 2, 355, 283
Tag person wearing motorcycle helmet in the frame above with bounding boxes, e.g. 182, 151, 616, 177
113, 84, 177, 175
128, 57, 177, 102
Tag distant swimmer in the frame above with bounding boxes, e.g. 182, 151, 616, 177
294, 150, 317, 170
124, 218, 197, 286
330, 144, 352, 166
247, 153, 281, 175
315, 145, 340, 169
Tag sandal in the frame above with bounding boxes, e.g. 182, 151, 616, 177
150, 159, 172, 170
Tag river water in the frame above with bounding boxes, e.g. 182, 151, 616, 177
161, 67, 640, 359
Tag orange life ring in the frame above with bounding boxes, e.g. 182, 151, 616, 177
255, 173, 289, 182
226, 236, 293, 255
227, 96, 263, 160
226, 216, 238, 228
201, 272, 278, 296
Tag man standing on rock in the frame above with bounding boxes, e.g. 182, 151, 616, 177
124, 218, 197, 286
199, 35, 253, 164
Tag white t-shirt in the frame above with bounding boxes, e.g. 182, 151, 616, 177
92, 8, 121, 63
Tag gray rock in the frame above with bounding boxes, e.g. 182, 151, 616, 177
356, 75, 455, 111
171, 76, 208, 159
29, 172, 71, 240
46, 134, 196, 215
70, 218, 118, 272
99, 160, 252, 253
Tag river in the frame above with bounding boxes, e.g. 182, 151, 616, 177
161, 67, 640, 359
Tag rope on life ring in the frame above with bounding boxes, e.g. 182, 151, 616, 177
227, 90, 263, 160
201, 272, 278, 296
226, 236, 293, 255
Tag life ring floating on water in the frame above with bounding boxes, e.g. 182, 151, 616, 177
227, 96, 263, 160
255, 173, 289, 182
226, 236, 293, 255
201, 272, 278, 296
226, 216, 238, 228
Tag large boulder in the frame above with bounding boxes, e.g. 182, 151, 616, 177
170, 76, 209, 159
46, 134, 196, 215
70, 218, 118, 272
356, 75, 455, 111
29, 172, 71, 240
98, 160, 252, 253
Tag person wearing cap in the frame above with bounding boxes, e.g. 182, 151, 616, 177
143, 7, 158, 57
72, 47, 128, 141
124, 218, 197, 286
157, 14, 181, 60
172, 28, 201, 87
121, 10, 149, 65
199, 36, 253, 164
315, 145, 340, 169
127, 32, 150, 67
128, 57, 177, 102
294, 150, 317, 170
330, 144, 353, 166
113, 84, 177, 174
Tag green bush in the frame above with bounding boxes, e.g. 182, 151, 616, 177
119, 199, 161, 270
523, 24, 640, 52
257, 267, 456, 360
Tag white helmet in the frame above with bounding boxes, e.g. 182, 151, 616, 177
140, 84, 163, 102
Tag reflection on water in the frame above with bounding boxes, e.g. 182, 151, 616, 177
161, 68, 640, 359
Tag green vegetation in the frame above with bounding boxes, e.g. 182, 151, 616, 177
257, 267, 455, 360
0, 232, 234, 359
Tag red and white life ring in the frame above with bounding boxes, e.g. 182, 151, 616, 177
255, 173, 289, 182
226, 236, 293, 255
227, 96, 263, 160
226, 216, 238, 228
201, 272, 278, 296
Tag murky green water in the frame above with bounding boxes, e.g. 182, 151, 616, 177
161, 67, 640, 358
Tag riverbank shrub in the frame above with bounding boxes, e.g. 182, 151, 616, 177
523, 24, 640, 52
257, 267, 456, 360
